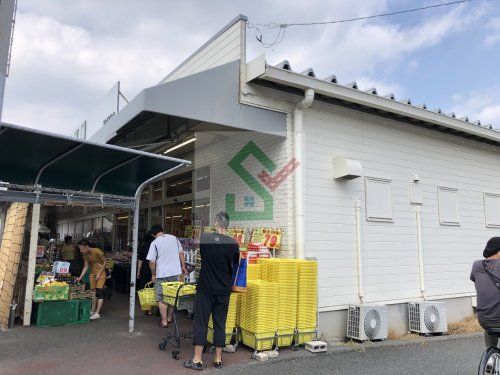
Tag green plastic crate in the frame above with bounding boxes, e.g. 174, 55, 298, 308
77, 299, 92, 324
36, 300, 79, 327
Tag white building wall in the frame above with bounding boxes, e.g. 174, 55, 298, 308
194, 131, 294, 257
302, 101, 500, 312
160, 19, 245, 84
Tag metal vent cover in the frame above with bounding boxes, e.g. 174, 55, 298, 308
424, 305, 440, 332
347, 306, 360, 339
363, 308, 381, 339
408, 303, 421, 332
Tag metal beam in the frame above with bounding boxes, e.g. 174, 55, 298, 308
91, 155, 141, 193
34, 144, 85, 186
0, 189, 135, 208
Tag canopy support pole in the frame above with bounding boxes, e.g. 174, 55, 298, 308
129, 163, 187, 333
23, 201, 40, 326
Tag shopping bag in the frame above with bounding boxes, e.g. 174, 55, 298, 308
231, 254, 247, 293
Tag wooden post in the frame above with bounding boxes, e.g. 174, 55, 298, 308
23, 203, 40, 326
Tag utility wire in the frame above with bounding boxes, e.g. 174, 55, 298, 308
249, 0, 475, 47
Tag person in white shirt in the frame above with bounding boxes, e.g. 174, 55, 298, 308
147, 225, 186, 328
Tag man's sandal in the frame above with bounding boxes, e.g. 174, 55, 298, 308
183, 359, 203, 370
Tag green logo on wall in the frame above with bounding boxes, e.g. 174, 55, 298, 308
226, 141, 276, 221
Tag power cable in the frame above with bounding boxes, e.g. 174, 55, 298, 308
249, 0, 476, 48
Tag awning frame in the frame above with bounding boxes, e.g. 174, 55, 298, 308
0, 122, 191, 331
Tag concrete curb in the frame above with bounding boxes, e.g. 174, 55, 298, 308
213, 332, 484, 374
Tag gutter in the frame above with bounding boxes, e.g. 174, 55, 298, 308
253, 64, 500, 146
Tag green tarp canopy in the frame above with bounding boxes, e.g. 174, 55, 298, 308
0, 122, 190, 206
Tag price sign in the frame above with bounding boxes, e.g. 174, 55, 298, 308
191, 226, 203, 239
254, 227, 284, 250
228, 227, 246, 246
36, 246, 45, 258
203, 226, 216, 233
261, 232, 282, 249
251, 227, 264, 243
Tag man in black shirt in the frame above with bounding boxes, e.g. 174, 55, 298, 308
184, 212, 239, 371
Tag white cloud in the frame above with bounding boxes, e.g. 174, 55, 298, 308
1, 0, 494, 135
408, 60, 419, 70
450, 91, 500, 129
485, 17, 500, 46
355, 77, 405, 98
251, 1, 487, 80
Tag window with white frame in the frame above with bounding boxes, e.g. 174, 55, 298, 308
365, 177, 393, 222
484, 193, 500, 228
437, 187, 460, 226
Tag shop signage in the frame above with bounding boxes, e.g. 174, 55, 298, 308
74, 81, 120, 140
226, 141, 299, 221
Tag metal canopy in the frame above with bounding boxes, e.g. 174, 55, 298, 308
0, 122, 191, 204
91, 60, 287, 144
0, 122, 190, 332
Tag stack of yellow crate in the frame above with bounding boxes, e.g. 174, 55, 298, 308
296, 260, 318, 344
208, 293, 239, 345
247, 263, 262, 281
240, 280, 278, 351
258, 258, 298, 347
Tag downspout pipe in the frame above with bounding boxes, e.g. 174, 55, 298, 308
414, 205, 427, 300
354, 199, 364, 303
294, 88, 314, 259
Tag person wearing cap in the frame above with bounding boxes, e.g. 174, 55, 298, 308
470, 237, 500, 347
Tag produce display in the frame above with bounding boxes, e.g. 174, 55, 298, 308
33, 281, 69, 302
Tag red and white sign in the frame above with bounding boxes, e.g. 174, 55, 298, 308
52, 261, 70, 274
36, 246, 45, 258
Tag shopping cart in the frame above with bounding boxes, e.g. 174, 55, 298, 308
158, 283, 196, 360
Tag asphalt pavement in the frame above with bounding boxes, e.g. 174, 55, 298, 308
217, 335, 485, 375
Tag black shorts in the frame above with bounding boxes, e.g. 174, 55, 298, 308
193, 292, 230, 347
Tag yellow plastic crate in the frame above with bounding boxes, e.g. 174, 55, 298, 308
208, 292, 239, 330
296, 328, 317, 344
277, 329, 295, 347
241, 329, 275, 351
161, 282, 196, 297
247, 264, 262, 281
239, 281, 278, 333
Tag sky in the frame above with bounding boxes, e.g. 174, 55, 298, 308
2, 0, 500, 135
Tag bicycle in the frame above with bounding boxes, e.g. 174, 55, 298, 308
478, 329, 500, 375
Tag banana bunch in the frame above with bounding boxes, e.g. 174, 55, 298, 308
40, 281, 67, 289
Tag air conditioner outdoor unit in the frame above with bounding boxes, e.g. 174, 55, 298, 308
347, 304, 388, 341
408, 302, 448, 334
